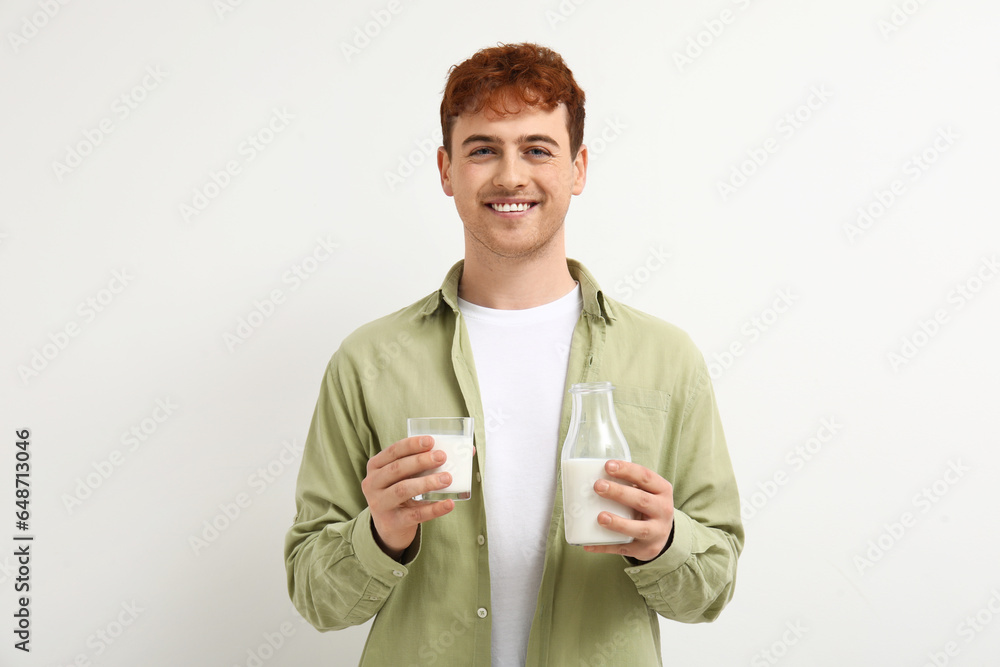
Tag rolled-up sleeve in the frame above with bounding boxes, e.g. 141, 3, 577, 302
624, 364, 744, 623
283, 352, 420, 631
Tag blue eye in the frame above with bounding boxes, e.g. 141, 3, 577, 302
470, 147, 494, 156
528, 148, 551, 157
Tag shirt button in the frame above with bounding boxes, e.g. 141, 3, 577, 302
477, 535, 485, 546
392, 570, 404, 578
477, 607, 488, 619
627, 567, 641, 575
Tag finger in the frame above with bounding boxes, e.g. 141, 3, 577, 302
367, 435, 434, 488
593, 510, 661, 543
368, 435, 433, 474
583, 516, 671, 561
402, 498, 455, 526
593, 479, 659, 518
371, 446, 450, 492
577, 513, 651, 557
603, 460, 671, 495
379, 471, 454, 509
376, 497, 456, 543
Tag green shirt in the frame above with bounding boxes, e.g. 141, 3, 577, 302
284, 258, 744, 666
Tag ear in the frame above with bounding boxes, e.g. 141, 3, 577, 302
437, 146, 454, 197
572, 144, 588, 196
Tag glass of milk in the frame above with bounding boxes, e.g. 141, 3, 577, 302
561, 382, 635, 546
409, 417, 474, 501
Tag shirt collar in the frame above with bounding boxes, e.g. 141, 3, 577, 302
416, 258, 616, 322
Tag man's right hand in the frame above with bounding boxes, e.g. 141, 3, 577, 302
361, 435, 458, 560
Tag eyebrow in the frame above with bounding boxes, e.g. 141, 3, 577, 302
460, 133, 561, 149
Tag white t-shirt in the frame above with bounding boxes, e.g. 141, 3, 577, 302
458, 281, 583, 667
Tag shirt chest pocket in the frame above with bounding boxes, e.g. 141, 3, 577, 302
611, 384, 672, 472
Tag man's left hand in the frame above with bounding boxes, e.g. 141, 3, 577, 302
582, 460, 674, 562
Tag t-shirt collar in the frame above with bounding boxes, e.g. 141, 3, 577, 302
417, 258, 615, 322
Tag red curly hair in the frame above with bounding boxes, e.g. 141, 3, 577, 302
440, 42, 586, 158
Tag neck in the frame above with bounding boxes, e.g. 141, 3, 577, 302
459, 238, 576, 310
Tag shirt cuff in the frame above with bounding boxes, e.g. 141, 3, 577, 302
350, 506, 420, 586
622, 510, 694, 586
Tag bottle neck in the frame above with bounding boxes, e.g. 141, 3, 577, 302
564, 384, 630, 460
572, 390, 617, 432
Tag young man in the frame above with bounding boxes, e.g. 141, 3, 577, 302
285, 43, 744, 666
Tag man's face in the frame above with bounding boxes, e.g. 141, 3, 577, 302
437, 101, 587, 261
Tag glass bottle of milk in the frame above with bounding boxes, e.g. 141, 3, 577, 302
561, 381, 635, 546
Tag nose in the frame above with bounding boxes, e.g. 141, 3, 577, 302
492, 153, 529, 191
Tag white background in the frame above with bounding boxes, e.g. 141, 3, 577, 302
2, 0, 999, 665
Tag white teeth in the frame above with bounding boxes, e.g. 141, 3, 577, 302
491, 202, 532, 212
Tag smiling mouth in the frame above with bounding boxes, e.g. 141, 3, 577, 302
486, 202, 538, 213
